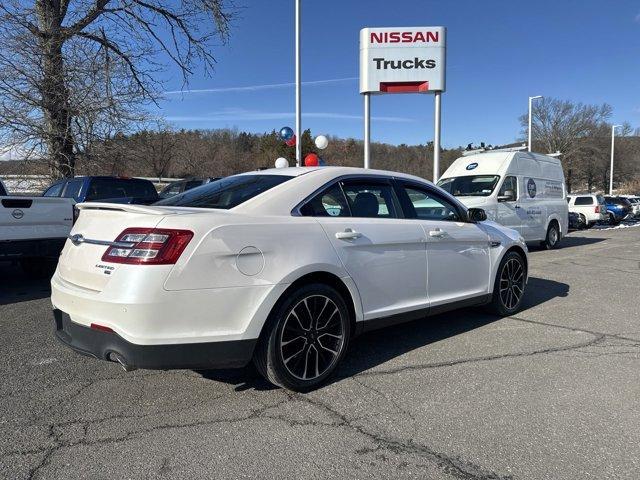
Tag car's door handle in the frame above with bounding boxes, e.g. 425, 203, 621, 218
335, 228, 362, 240
429, 228, 446, 238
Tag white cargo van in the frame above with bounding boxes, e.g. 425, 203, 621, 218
437, 150, 568, 249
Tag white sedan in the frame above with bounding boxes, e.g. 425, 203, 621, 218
51, 167, 528, 391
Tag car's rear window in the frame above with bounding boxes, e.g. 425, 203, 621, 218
574, 196, 593, 206
86, 178, 158, 201
154, 174, 292, 209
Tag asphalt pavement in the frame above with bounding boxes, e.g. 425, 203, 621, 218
1, 224, 639, 479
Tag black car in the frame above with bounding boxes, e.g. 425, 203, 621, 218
568, 211, 582, 230
43, 176, 159, 205
158, 177, 221, 199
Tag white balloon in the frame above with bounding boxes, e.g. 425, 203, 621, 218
314, 135, 329, 150
275, 157, 289, 169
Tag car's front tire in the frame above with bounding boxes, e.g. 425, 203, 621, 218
254, 283, 351, 391
488, 251, 527, 316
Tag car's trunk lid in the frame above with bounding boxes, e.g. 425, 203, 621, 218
58, 203, 178, 292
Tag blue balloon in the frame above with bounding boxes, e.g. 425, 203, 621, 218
279, 126, 294, 141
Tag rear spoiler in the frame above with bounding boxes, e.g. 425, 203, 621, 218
76, 202, 173, 215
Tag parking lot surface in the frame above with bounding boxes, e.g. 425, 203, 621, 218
1, 225, 639, 480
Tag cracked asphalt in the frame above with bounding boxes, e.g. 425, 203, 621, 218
1, 226, 640, 480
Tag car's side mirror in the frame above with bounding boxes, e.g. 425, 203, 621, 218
497, 190, 516, 202
468, 208, 487, 222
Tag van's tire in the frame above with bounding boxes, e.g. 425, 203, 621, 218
253, 283, 351, 391
541, 221, 561, 250
20, 258, 56, 279
487, 251, 527, 316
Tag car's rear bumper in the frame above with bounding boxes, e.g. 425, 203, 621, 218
53, 309, 257, 370
0, 237, 66, 259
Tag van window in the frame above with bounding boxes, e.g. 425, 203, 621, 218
574, 196, 594, 206
437, 175, 500, 197
498, 176, 518, 200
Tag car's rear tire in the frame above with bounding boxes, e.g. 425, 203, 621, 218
487, 251, 527, 316
253, 283, 351, 391
541, 221, 560, 250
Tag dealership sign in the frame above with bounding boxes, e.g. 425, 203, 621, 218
359, 26, 446, 94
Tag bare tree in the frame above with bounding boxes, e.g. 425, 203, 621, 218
0, 0, 234, 178
519, 98, 612, 192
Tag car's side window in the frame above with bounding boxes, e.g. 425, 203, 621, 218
62, 179, 83, 201
299, 183, 350, 217
341, 181, 398, 218
44, 182, 65, 197
498, 176, 518, 201
398, 183, 462, 222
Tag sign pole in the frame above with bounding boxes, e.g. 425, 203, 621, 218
295, 0, 302, 167
433, 91, 441, 183
364, 93, 371, 169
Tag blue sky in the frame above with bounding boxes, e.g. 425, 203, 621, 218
155, 0, 640, 148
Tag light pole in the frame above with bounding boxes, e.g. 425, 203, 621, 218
294, 0, 301, 166
528, 95, 542, 152
609, 124, 622, 195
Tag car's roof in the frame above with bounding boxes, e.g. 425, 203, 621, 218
238, 166, 430, 182
234, 166, 436, 216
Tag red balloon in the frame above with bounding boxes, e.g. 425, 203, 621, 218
304, 153, 319, 167
285, 134, 296, 147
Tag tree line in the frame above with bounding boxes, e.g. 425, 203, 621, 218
0, 3, 638, 193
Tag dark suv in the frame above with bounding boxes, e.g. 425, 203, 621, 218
43, 176, 159, 205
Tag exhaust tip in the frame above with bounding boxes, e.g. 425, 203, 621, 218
109, 352, 137, 372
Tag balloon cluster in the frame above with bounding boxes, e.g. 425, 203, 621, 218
274, 127, 330, 168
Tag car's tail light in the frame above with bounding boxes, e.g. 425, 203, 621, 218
595, 205, 600, 213
101, 228, 193, 265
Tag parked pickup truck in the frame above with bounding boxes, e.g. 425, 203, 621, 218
1, 182, 75, 276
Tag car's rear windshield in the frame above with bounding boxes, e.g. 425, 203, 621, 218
437, 175, 500, 197
86, 178, 158, 201
154, 174, 292, 209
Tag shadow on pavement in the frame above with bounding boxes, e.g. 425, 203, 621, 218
528, 235, 606, 252
0, 261, 52, 306
198, 276, 569, 391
